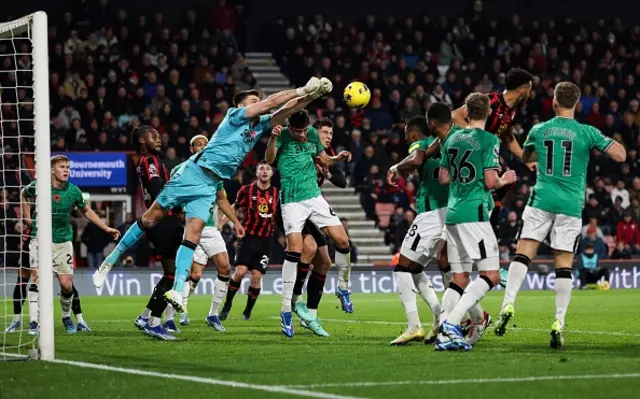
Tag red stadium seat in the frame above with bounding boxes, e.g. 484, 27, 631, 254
375, 203, 396, 229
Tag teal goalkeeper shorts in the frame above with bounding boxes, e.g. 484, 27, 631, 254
156, 160, 219, 223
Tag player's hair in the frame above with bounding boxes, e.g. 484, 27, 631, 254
426, 102, 452, 126
406, 116, 428, 136
465, 93, 491, 121
312, 117, 333, 130
132, 125, 156, 155
505, 68, 534, 91
257, 160, 272, 169
233, 89, 261, 107
288, 110, 310, 129
554, 82, 581, 109
50, 155, 70, 167
190, 134, 208, 146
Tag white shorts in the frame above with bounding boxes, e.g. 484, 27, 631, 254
400, 208, 446, 265
445, 222, 499, 273
519, 206, 582, 253
281, 195, 341, 236
193, 226, 227, 265
29, 240, 74, 275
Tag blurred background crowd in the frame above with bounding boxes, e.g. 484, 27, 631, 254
1, 0, 640, 269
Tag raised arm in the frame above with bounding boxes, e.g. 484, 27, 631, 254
387, 149, 426, 185
245, 78, 324, 119
605, 141, 627, 162
265, 125, 283, 164
451, 106, 468, 128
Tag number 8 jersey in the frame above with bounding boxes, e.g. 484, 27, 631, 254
440, 127, 500, 225
523, 116, 613, 218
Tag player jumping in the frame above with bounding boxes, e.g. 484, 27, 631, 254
435, 93, 517, 351
494, 82, 626, 348
170, 134, 240, 332
219, 160, 278, 322
24, 155, 120, 335
94, 77, 333, 314
265, 110, 351, 337
386, 110, 454, 345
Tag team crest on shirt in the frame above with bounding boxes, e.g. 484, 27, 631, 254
242, 129, 257, 143
53, 194, 61, 202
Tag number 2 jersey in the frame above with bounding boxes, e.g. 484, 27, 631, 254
440, 127, 501, 225
524, 116, 613, 218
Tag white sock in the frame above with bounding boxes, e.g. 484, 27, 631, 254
141, 308, 151, 318
164, 304, 175, 321
149, 316, 161, 327
28, 288, 39, 323
208, 276, 229, 316
412, 272, 442, 322
76, 313, 86, 325
12, 314, 20, 323
439, 286, 462, 326
468, 303, 485, 324
335, 249, 351, 291
292, 295, 303, 304
502, 260, 529, 308
395, 271, 421, 330
555, 269, 573, 329
182, 280, 192, 310
281, 258, 297, 312
441, 270, 452, 289
448, 277, 492, 325
60, 293, 73, 318
309, 308, 317, 318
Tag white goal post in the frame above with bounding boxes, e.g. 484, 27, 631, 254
0, 11, 53, 361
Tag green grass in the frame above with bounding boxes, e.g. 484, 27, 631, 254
1, 290, 640, 398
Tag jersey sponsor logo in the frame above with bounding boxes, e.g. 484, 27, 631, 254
257, 197, 273, 218
53, 194, 61, 202
242, 129, 257, 143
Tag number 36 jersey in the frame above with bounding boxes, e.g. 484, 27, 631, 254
524, 117, 613, 218
440, 127, 500, 225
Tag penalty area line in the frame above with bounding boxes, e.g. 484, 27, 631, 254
49, 358, 369, 399
284, 373, 640, 389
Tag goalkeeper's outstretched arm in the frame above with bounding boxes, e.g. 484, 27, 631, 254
244, 78, 321, 119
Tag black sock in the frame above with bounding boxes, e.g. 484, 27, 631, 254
244, 287, 261, 315
306, 271, 326, 310
71, 284, 82, 315
293, 262, 311, 296
190, 276, 201, 289
148, 275, 175, 318
13, 274, 28, 315
222, 278, 241, 312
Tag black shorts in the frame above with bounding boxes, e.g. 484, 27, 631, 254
235, 235, 272, 274
146, 214, 184, 260
275, 211, 327, 247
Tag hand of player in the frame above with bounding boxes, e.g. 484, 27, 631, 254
106, 227, 121, 241
387, 168, 400, 186
526, 161, 537, 172
271, 125, 283, 137
319, 77, 333, 94
336, 150, 352, 162
303, 77, 321, 95
502, 170, 517, 185
234, 222, 245, 239
23, 218, 32, 228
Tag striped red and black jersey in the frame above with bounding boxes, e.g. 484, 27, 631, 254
485, 92, 517, 136
136, 154, 170, 208
315, 147, 335, 186
235, 182, 279, 237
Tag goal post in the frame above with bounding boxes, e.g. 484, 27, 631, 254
0, 11, 53, 361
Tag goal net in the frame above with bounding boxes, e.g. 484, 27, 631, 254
0, 12, 53, 361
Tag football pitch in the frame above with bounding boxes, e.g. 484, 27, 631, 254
1, 290, 639, 398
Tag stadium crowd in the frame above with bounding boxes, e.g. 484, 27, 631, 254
2, 0, 640, 268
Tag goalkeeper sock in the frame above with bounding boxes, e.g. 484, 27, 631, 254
60, 290, 73, 318
208, 275, 230, 316
13, 274, 28, 316
448, 276, 493, 325
172, 241, 197, 293
306, 271, 326, 316
394, 267, 421, 330
105, 219, 146, 266
292, 262, 310, 304
281, 252, 300, 313
440, 282, 464, 326
335, 246, 351, 291
243, 287, 261, 315
28, 283, 39, 323
412, 272, 442, 321
554, 268, 573, 329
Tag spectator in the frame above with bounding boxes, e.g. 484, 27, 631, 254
498, 211, 520, 256
581, 226, 607, 258
610, 180, 630, 209
581, 216, 605, 238
358, 164, 385, 221
616, 211, 640, 253
577, 243, 610, 289
610, 241, 632, 259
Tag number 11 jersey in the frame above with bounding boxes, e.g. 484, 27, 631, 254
524, 116, 613, 218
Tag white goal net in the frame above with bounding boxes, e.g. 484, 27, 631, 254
0, 12, 53, 361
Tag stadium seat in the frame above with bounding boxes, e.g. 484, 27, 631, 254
375, 203, 396, 229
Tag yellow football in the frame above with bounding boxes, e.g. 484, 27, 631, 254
343, 81, 371, 109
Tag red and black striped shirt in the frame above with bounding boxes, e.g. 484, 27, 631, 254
315, 146, 335, 186
136, 154, 170, 208
235, 182, 278, 237
486, 92, 517, 135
